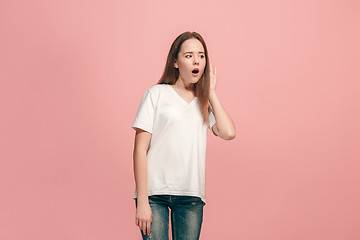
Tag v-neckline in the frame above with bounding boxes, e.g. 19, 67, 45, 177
167, 84, 197, 105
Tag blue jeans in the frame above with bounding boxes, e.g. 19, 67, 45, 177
135, 195, 204, 240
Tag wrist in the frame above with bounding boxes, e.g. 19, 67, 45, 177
137, 196, 149, 205
209, 89, 217, 99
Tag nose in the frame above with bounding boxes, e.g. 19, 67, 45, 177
193, 57, 199, 65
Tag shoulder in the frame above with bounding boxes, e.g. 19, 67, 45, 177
146, 83, 168, 96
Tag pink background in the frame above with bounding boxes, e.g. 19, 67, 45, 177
1, 0, 359, 239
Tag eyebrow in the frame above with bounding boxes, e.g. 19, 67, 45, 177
183, 51, 205, 54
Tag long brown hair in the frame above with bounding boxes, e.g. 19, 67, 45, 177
157, 31, 211, 125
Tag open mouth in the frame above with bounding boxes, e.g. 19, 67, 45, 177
192, 68, 199, 75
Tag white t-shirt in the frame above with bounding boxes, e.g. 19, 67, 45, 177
132, 84, 216, 204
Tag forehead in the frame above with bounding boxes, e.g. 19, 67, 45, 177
179, 38, 204, 53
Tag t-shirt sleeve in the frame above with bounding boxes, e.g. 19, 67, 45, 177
132, 89, 156, 134
209, 105, 216, 129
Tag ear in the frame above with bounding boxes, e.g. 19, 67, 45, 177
174, 60, 178, 68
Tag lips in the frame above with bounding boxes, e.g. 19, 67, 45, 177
192, 68, 199, 74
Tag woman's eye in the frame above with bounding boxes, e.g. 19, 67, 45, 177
185, 55, 191, 58
200, 55, 205, 58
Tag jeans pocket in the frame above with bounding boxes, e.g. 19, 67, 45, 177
189, 197, 203, 206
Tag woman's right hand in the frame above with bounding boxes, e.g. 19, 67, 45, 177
136, 201, 152, 236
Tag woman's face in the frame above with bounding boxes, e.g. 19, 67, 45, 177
174, 38, 206, 84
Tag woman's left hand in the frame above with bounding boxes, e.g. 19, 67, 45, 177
209, 63, 217, 92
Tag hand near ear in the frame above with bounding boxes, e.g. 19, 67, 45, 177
209, 63, 217, 92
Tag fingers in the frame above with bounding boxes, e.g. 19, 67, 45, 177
135, 203, 152, 236
146, 221, 151, 235
136, 219, 151, 236
139, 221, 144, 235
142, 222, 147, 235
138, 221, 143, 232
139, 220, 151, 236
209, 62, 216, 76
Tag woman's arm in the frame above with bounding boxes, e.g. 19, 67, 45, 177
209, 63, 236, 140
133, 128, 152, 236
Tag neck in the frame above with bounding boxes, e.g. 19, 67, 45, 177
174, 77, 195, 92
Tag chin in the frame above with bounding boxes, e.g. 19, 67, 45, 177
191, 80, 200, 85
191, 77, 201, 83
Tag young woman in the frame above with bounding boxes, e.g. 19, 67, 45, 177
132, 31, 236, 239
